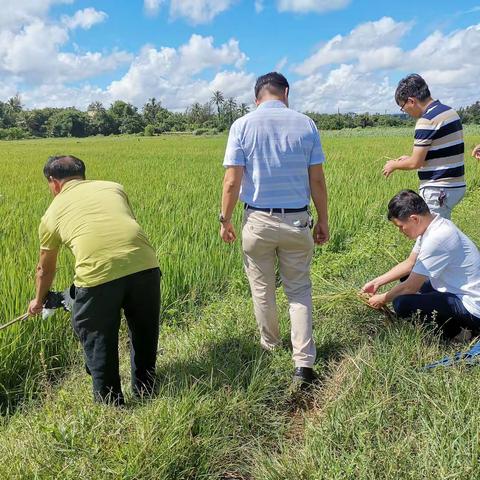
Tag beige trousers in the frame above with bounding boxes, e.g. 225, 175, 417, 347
241, 209, 316, 368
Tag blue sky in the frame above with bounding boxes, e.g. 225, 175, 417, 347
1, 0, 479, 113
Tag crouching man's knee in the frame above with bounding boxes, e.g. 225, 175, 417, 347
393, 296, 412, 318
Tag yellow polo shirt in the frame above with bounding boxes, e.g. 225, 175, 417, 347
39, 180, 159, 287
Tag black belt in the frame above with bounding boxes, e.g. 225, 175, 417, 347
244, 204, 308, 213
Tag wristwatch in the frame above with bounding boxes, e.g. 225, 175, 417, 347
219, 213, 230, 223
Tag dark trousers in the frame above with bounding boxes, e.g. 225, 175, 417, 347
72, 268, 161, 405
393, 281, 480, 339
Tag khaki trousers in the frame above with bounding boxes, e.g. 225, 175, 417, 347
241, 209, 316, 368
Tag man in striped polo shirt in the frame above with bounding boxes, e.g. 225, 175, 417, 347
219, 72, 329, 386
383, 74, 465, 219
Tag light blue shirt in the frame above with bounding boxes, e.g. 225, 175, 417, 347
223, 100, 325, 208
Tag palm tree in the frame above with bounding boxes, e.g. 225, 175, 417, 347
238, 103, 250, 116
7, 94, 22, 114
143, 97, 162, 124
211, 91, 224, 117
225, 97, 237, 125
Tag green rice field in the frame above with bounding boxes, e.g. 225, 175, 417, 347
0, 128, 480, 478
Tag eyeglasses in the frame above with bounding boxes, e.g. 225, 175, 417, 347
400, 99, 409, 113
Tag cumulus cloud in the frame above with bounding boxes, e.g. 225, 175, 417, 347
6, 5, 480, 114
21, 83, 110, 109
0, 0, 73, 29
62, 8, 108, 30
144, 0, 164, 16
170, 0, 234, 24
146, 0, 235, 24
145, 0, 349, 22
107, 34, 252, 109
293, 19, 480, 112
277, 0, 350, 14
292, 65, 393, 113
208, 71, 255, 102
0, 4, 131, 86
296, 17, 412, 75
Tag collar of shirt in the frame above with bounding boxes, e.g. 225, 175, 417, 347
59, 179, 85, 195
420, 213, 442, 241
423, 99, 440, 117
413, 213, 442, 253
256, 99, 287, 110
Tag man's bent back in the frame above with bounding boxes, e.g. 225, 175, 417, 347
40, 179, 158, 286
30, 156, 160, 405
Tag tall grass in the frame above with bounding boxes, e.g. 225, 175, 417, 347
0, 131, 479, 410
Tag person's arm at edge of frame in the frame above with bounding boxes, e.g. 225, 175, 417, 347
309, 164, 329, 245
28, 249, 58, 315
220, 166, 244, 243
383, 146, 429, 178
362, 250, 418, 295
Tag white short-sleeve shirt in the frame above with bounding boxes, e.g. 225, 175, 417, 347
412, 214, 480, 317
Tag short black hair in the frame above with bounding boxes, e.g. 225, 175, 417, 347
395, 74, 431, 105
387, 190, 430, 221
254, 72, 289, 99
43, 155, 86, 180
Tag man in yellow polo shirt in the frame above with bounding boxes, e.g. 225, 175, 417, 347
28, 155, 161, 406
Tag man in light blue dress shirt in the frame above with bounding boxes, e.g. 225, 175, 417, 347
219, 72, 329, 385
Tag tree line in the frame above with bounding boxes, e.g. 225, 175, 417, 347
1, 92, 479, 140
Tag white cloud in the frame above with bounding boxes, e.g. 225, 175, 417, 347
62, 8, 108, 30
293, 19, 480, 112
170, 0, 235, 24
208, 71, 255, 102
296, 17, 412, 75
0, 77, 20, 101
6, 5, 480, 115
277, 0, 350, 14
0, 3, 131, 86
107, 35, 251, 109
275, 56, 288, 72
21, 83, 110, 109
357, 46, 403, 72
0, 0, 73, 29
292, 65, 393, 113
178, 34, 247, 73
144, 0, 164, 16
407, 24, 480, 73
255, 0, 265, 13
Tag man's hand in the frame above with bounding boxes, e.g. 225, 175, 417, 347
220, 221, 237, 243
28, 298, 43, 316
472, 144, 480, 160
313, 221, 329, 245
368, 293, 387, 309
383, 159, 398, 178
362, 279, 380, 295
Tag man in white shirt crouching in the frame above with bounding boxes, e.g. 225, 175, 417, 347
362, 189, 480, 339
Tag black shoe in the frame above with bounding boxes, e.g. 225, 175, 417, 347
292, 367, 316, 385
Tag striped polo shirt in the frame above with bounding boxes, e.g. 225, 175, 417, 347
223, 100, 325, 208
414, 100, 465, 189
